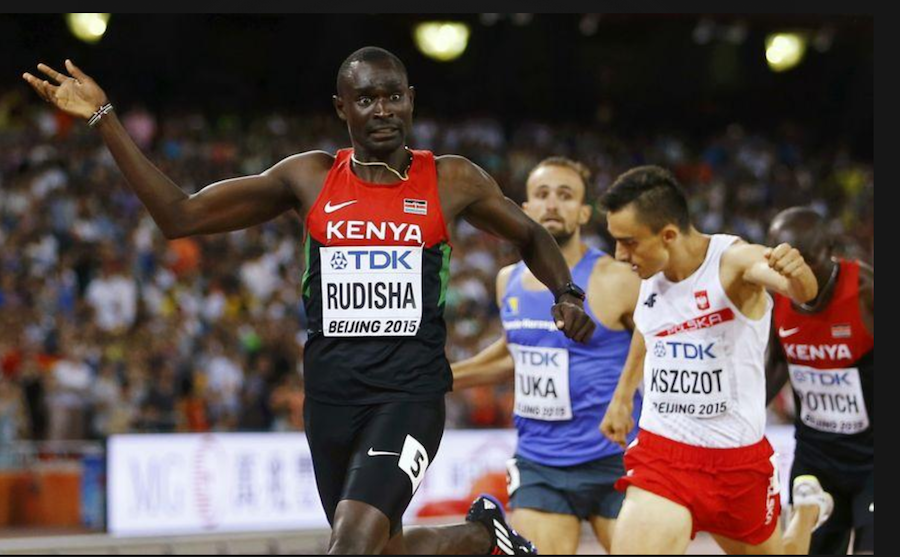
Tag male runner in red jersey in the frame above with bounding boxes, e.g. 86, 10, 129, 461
24, 47, 596, 554
767, 207, 874, 554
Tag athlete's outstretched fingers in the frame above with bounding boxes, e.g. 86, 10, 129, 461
22, 73, 42, 94
37, 63, 68, 84
24, 74, 58, 103
22, 73, 49, 101
65, 59, 89, 81
40, 80, 59, 101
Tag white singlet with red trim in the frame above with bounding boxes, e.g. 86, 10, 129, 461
633, 234, 772, 448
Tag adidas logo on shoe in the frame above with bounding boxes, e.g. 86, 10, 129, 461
466, 494, 538, 555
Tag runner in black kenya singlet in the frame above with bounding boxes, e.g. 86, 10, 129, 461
302, 148, 451, 536
302, 147, 452, 404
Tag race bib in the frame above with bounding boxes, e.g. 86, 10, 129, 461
644, 335, 733, 419
789, 365, 869, 434
320, 246, 422, 337
509, 344, 572, 421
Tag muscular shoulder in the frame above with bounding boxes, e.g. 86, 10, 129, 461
265, 150, 335, 201
435, 155, 492, 189
268, 150, 335, 179
590, 255, 641, 320
719, 238, 758, 268
591, 256, 640, 293
719, 238, 766, 283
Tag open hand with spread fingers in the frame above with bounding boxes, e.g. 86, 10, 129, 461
22, 59, 109, 120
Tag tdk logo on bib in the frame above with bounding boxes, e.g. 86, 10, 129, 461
516, 349, 561, 367
791, 369, 852, 386
654, 341, 716, 360
329, 249, 415, 271
330, 252, 348, 270
653, 342, 667, 358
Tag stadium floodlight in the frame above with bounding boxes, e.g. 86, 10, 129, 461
413, 22, 470, 62
65, 13, 111, 44
765, 32, 807, 72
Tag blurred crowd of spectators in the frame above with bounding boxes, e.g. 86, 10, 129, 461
0, 95, 874, 446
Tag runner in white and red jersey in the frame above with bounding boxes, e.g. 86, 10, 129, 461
767, 207, 874, 555
598, 166, 820, 554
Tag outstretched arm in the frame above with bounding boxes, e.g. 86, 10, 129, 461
437, 155, 596, 343
452, 337, 514, 390
452, 267, 516, 389
23, 60, 308, 239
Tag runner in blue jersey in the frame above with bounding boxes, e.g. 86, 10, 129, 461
453, 157, 642, 553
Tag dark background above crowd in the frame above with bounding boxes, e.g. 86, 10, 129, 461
0, 14, 873, 158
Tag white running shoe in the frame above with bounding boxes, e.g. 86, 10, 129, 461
792, 475, 834, 531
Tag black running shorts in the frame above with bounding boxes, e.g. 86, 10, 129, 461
303, 397, 445, 536
790, 454, 874, 554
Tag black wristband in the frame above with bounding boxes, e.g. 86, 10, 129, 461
553, 281, 586, 303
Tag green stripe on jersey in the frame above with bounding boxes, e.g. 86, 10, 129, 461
438, 242, 452, 307
302, 232, 311, 299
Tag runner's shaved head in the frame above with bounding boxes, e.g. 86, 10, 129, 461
768, 207, 831, 266
336, 46, 407, 95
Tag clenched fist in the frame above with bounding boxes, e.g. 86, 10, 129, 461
764, 243, 808, 279
551, 294, 596, 344
600, 397, 634, 449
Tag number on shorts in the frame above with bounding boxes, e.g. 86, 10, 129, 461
399, 435, 430, 494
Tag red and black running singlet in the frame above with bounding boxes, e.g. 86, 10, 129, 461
773, 259, 874, 471
302, 148, 453, 404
